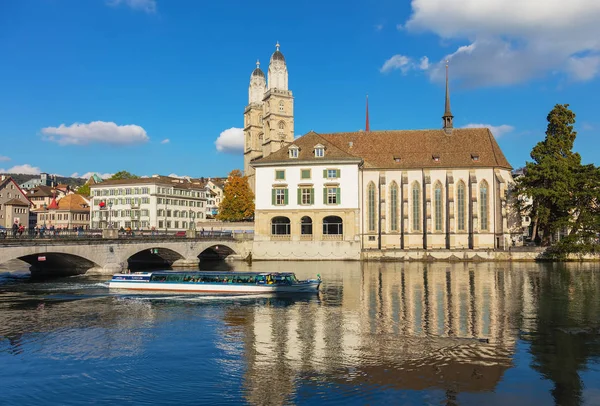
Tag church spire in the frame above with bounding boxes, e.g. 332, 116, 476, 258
365, 94, 370, 132
442, 61, 454, 131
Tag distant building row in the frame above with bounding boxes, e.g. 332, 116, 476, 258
0, 174, 227, 231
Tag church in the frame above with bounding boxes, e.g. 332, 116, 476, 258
244, 44, 515, 259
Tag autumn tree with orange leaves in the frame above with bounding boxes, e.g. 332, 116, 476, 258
216, 169, 255, 221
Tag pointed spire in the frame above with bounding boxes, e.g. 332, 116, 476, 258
365, 94, 370, 132
276, 41, 280, 51
442, 61, 454, 130
256, 59, 260, 69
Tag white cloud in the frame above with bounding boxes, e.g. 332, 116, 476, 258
380, 54, 430, 74
0, 164, 41, 175
566, 55, 600, 81
215, 127, 244, 154
106, 0, 156, 13
71, 172, 114, 180
391, 0, 600, 86
41, 121, 149, 146
160, 138, 170, 144
375, 24, 384, 32
0, 155, 10, 162
463, 123, 515, 138
381, 55, 412, 74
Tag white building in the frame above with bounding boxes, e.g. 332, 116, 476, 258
89, 176, 208, 230
250, 65, 515, 259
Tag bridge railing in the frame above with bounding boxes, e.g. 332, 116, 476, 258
0, 228, 251, 243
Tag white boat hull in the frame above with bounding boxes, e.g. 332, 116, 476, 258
108, 279, 320, 293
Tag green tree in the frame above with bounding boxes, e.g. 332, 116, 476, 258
76, 183, 90, 196
518, 104, 581, 246
216, 169, 254, 222
110, 171, 139, 180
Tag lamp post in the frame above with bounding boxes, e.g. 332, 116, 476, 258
108, 201, 113, 228
43, 203, 47, 227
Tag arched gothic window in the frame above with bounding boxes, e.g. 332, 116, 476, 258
390, 182, 399, 232
434, 182, 443, 231
412, 182, 421, 231
480, 180, 489, 231
278, 121, 285, 130
367, 182, 376, 232
457, 181, 466, 231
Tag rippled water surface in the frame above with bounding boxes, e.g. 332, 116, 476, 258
1, 260, 600, 405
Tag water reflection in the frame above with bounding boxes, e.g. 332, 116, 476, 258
0, 261, 599, 405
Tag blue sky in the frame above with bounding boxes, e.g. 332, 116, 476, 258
1, 0, 599, 179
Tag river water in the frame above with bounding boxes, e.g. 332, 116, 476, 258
1, 260, 600, 406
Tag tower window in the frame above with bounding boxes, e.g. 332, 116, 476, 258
278, 121, 285, 130
279, 101, 284, 112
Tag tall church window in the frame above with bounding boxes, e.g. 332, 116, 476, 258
412, 182, 421, 231
457, 181, 466, 231
480, 180, 489, 231
367, 182, 376, 232
390, 182, 398, 232
434, 182, 443, 231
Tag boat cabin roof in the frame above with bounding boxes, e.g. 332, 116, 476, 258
129, 271, 295, 277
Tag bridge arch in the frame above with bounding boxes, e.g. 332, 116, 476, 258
123, 246, 187, 271
11, 252, 101, 276
198, 244, 237, 261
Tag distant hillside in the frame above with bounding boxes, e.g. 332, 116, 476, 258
0, 173, 87, 188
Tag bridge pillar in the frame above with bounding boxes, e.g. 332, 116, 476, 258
87, 263, 124, 275
172, 257, 200, 268
102, 229, 119, 239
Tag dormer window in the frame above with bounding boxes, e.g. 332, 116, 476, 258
314, 144, 325, 158
471, 154, 480, 162
288, 145, 299, 158
432, 154, 440, 162
394, 156, 401, 163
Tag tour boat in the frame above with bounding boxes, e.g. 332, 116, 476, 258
108, 271, 321, 293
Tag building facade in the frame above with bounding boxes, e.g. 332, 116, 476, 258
244, 43, 295, 192
0, 176, 31, 228
19, 173, 57, 189
89, 176, 208, 230
250, 66, 514, 258
25, 185, 66, 210
36, 194, 91, 230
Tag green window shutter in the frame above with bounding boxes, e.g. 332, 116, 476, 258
336, 187, 341, 204
323, 187, 327, 204
336, 169, 341, 178
284, 189, 288, 205
310, 188, 314, 205
272, 189, 276, 205
323, 169, 327, 178
297, 188, 301, 204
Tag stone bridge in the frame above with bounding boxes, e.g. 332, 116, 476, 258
0, 236, 253, 276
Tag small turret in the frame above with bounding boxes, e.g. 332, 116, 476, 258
248, 60, 266, 104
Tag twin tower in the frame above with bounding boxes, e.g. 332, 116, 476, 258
243, 43, 294, 189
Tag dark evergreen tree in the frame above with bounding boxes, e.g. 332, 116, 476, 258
518, 104, 581, 246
